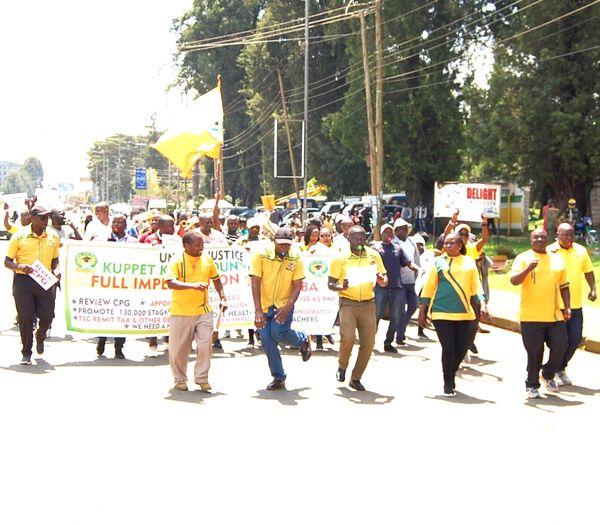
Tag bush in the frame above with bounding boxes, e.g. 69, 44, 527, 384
494, 245, 515, 258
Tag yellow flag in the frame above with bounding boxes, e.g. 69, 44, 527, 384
153, 84, 224, 178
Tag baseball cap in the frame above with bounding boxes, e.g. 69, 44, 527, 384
274, 227, 294, 245
29, 205, 50, 217
412, 233, 426, 245
247, 217, 260, 229
380, 223, 394, 235
334, 214, 346, 224
456, 223, 471, 234
393, 217, 409, 229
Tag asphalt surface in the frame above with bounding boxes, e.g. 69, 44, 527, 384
0, 240, 599, 524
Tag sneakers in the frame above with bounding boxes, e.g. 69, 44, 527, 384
267, 379, 286, 390
541, 376, 559, 393
526, 387, 541, 399
173, 382, 188, 391
349, 379, 365, 391
20, 357, 32, 365
463, 353, 471, 364
555, 370, 572, 386
336, 368, 346, 382
443, 385, 456, 397
36, 339, 44, 355
196, 382, 212, 392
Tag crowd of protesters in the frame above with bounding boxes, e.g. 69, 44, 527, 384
2, 194, 596, 400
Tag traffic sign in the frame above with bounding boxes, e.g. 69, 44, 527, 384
135, 167, 147, 190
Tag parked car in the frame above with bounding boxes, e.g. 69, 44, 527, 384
320, 201, 344, 216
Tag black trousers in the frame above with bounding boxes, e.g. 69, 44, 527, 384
97, 337, 125, 349
520, 321, 567, 388
432, 319, 472, 389
13, 274, 57, 358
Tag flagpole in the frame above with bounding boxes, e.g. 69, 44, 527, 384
302, 0, 309, 223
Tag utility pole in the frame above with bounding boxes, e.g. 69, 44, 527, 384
374, 0, 384, 235
360, 10, 377, 207
302, 0, 309, 223
277, 68, 301, 200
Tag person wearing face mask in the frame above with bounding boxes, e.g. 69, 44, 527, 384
418, 233, 487, 396
328, 225, 387, 391
250, 227, 311, 390
546, 223, 595, 386
510, 228, 571, 399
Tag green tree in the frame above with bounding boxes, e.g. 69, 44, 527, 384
464, 0, 600, 211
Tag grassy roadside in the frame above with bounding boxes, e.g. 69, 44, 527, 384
485, 234, 600, 309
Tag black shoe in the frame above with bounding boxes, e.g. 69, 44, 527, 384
300, 340, 311, 362
470, 344, 478, 354
36, 339, 44, 355
267, 379, 286, 390
213, 338, 223, 350
396, 338, 406, 346
443, 385, 456, 396
418, 328, 428, 338
349, 379, 365, 391
336, 368, 346, 382
325, 335, 335, 345
114, 349, 125, 359
384, 344, 398, 353
96, 344, 105, 356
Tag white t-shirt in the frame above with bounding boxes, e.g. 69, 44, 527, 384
198, 228, 228, 245
85, 219, 112, 241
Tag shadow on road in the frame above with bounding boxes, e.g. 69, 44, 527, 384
335, 387, 394, 405
426, 391, 496, 405
525, 394, 584, 412
457, 365, 503, 383
0, 358, 55, 375
57, 353, 170, 368
164, 388, 226, 405
253, 387, 311, 406
468, 356, 498, 367
559, 384, 600, 397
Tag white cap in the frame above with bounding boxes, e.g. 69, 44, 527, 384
393, 217, 410, 229
334, 213, 346, 224
380, 223, 394, 235
411, 233, 426, 245
247, 218, 260, 229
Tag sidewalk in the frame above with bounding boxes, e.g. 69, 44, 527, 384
486, 290, 600, 354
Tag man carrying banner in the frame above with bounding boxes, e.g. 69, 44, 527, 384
96, 214, 139, 359
85, 202, 111, 241
4, 205, 60, 364
250, 227, 311, 391
166, 231, 227, 391
329, 225, 387, 391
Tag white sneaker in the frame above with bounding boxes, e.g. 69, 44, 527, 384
463, 353, 471, 364
526, 387, 540, 399
541, 377, 559, 393
555, 370, 572, 386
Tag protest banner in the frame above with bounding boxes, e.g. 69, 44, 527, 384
434, 182, 501, 222
63, 242, 339, 337
0, 192, 28, 211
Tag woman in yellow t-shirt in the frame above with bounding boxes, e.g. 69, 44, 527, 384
418, 233, 487, 396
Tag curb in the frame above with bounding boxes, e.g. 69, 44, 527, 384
484, 315, 600, 356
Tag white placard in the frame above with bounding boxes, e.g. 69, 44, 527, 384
29, 260, 58, 290
345, 265, 377, 288
434, 182, 501, 222
0, 192, 28, 211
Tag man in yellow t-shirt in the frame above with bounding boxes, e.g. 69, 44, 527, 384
510, 228, 571, 399
165, 231, 227, 392
547, 223, 596, 385
250, 227, 311, 391
328, 225, 387, 391
4, 205, 60, 365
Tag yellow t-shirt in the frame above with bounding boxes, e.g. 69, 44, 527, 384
420, 254, 483, 321
465, 242, 482, 261
250, 245, 305, 312
6, 226, 60, 273
511, 250, 569, 322
329, 246, 386, 302
547, 241, 593, 309
166, 252, 219, 316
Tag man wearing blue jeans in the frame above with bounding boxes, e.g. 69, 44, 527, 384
393, 218, 421, 344
374, 223, 411, 352
250, 227, 311, 390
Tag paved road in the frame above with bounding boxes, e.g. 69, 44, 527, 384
0, 240, 599, 524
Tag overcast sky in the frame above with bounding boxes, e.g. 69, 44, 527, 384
0, 0, 193, 188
